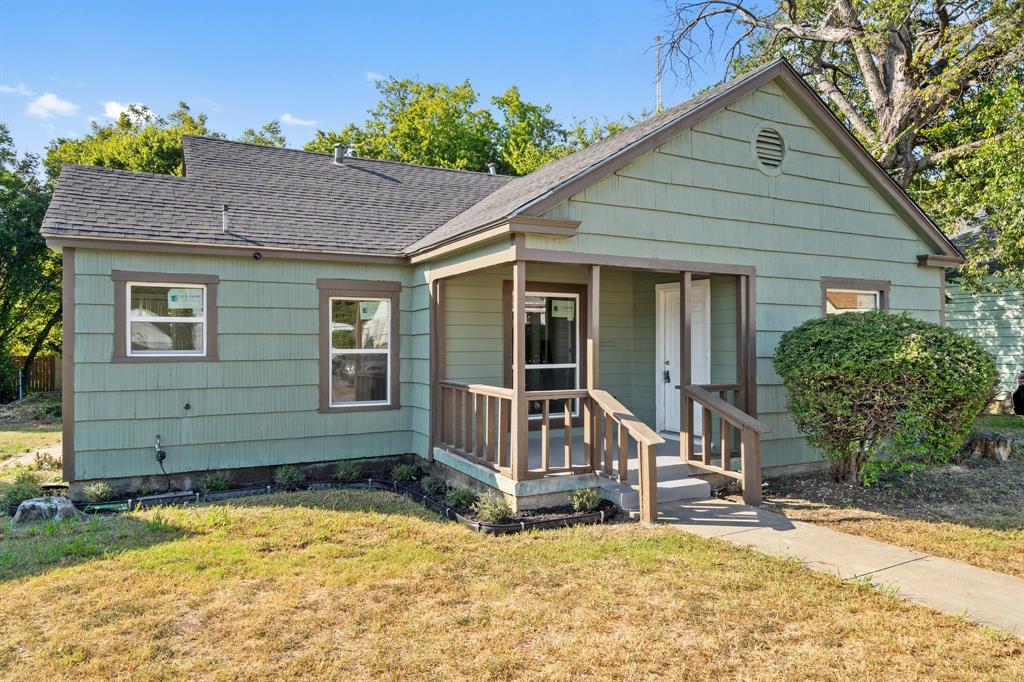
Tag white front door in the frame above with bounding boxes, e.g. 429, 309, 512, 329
656, 280, 712, 434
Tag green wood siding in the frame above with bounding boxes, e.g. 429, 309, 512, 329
946, 280, 1024, 399
532, 82, 942, 469
72, 249, 426, 481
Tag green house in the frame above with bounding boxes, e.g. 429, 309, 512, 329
945, 231, 1023, 412
42, 60, 960, 520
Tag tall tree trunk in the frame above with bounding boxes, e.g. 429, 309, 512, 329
20, 304, 60, 394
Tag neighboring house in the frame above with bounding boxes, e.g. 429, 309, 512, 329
41, 60, 961, 520
945, 230, 1024, 412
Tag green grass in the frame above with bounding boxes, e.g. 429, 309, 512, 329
977, 413, 1024, 438
0, 423, 61, 462
0, 489, 1022, 679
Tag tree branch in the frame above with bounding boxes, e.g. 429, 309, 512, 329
915, 133, 1006, 171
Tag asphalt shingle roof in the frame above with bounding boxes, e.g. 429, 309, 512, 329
41, 136, 513, 255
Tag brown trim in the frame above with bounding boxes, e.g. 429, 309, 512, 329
745, 274, 758, 418
408, 217, 580, 262
939, 269, 946, 325
428, 279, 445, 456
820, 276, 891, 315
317, 279, 401, 413
112, 271, 220, 362
61, 248, 76, 483
46, 235, 407, 265
515, 247, 756, 276
502, 280, 588, 430
426, 244, 517, 282
917, 254, 964, 267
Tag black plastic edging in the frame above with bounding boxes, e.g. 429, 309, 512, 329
32, 479, 616, 535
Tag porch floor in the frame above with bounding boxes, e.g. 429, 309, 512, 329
526, 433, 710, 508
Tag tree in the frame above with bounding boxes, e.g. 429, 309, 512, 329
306, 78, 498, 171
0, 124, 61, 400
238, 120, 286, 147
774, 311, 996, 484
663, 0, 1024, 286
44, 102, 218, 181
305, 78, 630, 175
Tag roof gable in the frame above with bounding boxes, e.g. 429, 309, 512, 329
406, 59, 959, 261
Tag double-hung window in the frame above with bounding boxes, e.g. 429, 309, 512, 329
112, 271, 219, 361
317, 279, 400, 412
821, 277, 890, 315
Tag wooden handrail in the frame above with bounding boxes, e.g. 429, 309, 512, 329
588, 389, 664, 447
524, 389, 589, 401
439, 380, 514, 400
683, 385, 771, 434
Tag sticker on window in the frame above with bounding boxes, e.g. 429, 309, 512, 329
167, 288, 203, 310
551, 299, 575, 320
359, 301, 380, 320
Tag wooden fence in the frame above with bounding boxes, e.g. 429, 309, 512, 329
12, 356, 60, 393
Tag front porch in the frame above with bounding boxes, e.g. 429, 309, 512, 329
426, 250, 771, 522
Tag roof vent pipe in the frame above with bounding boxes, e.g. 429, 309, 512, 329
221, 204, 230, 232
487, 162, 497, 175
333, 143, 348, 164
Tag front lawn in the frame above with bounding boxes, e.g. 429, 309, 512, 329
0, 489, 1020, 679
765, 414, 1024, 578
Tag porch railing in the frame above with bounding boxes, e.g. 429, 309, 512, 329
437, 381, 665, 519
680, 384, 771, 505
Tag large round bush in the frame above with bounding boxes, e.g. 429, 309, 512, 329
774, 311, 996, 483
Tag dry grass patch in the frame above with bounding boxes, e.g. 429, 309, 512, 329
765, 415, 1024, 578
0, 489, 1021, 680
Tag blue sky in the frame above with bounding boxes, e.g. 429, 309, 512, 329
1, 0, 732, 160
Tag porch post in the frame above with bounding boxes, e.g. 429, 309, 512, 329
428, 278, 443, 459
511, 260, 528, 480
585, 265, 600, 468
679, 271, 694, 463
735, 274, 748, 425
745, 274, 758, 418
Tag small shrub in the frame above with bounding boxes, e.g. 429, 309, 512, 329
333, 461, 362, 482
444, 487, 477, 509
570, 487, 601, 513
199, 473, 232, 493
774, 311, 998, 484
472, 493, 513, 523
32, 451, 61, 471
3, 470, 43, 510
273, 465, 305, 487
420, 475, 448, 496
391, 463, 417, 482
83, 481, 114, 503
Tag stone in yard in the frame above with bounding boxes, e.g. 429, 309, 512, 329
11, 496, 83, 526
966, 432, 1013, 463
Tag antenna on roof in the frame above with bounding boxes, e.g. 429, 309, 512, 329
221, 204, 230, 232
487, 162, 497, 175
655, 35, 663, 114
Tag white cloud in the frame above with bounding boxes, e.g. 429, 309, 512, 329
365, 71, 384, 82
280, 112, 317, 127
0, 83, 35, 96
103, 100, 129, 119
25, 92, 79, 118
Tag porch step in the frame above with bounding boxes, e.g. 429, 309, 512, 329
599, 476, 710, 509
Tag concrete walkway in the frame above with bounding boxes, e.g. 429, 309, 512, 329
658, 498, 1024, 637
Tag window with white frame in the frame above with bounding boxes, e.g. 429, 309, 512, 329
825, 289, 880, 315
328, 297, 391, 406
127, 282, 207, 356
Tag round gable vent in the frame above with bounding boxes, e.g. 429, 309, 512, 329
753, 126, 785, 174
